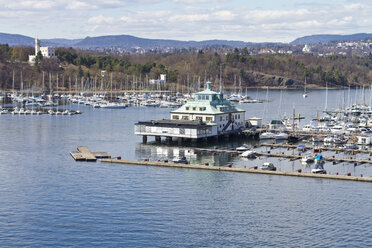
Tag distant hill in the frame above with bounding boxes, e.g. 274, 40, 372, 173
0, 32, 34, 46
42, 38, 83, 47
74, 35, 261, 48
0, 33, 273, 48
291, 33, 372, 45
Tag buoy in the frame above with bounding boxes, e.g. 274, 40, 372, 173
332, 161, 336, 165
253, 166, 258, 170
244, 165, 246, 168
227, 164, 232, 168
194, 151, 197, 154
287, 147, 289, 151
253, 145, 257, 148
117, 156, 121, 160
230, 154, 234, 157
332, 155, 335, 158
212, 152, 216, 156
297, 169, 302, 173
282, 152, 284, 155
144, 158, 149, 161
205, 163, 209, 166
336, 172, 339, 175
335, 150, 338, 154
354, 163, 357, 166
360, 174, 363, 177
267, 151, 271, 154
270, 146, 273, 149
347, 173, 351, 176
219, 153, 221, 156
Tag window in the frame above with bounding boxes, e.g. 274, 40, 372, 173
206, 117, 213, 122
172, 115, 179, 120
193, 107, 196, 111
186, 107, 189, 110
196, 116, 202, 121
182, 116, 189, 120
199, 107, 204, 111
220, 116, 223, 121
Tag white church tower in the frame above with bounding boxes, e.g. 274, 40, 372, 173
29, 38, 56, 65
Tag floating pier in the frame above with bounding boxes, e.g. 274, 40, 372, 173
193, 147, 372, 164
70, 146, 111, 162
260, 143, 372, 155
100, 158, 372, 183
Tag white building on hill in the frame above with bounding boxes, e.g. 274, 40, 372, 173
29, 38, 56, 65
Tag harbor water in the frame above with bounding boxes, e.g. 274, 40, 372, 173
0, 89, 371, 247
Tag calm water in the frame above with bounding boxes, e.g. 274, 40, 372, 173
0, 89, 371, 247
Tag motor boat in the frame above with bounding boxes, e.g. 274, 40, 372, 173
236, 144, 251, 151
301, 155, 314, 163
312, 163, 326, 174
275, 132, 288, 140
172, 156, 188, 164
259, 162, 276, 171
240, 150, 257, 158
259, 132, 275, 140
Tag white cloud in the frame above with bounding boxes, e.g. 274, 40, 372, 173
0, 1, 371, 42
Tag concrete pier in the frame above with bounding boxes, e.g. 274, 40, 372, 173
100, 159, 372, 183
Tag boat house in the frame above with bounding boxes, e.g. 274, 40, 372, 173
135, 82, 246, 142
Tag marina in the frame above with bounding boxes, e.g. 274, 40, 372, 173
1, 88, 372, 248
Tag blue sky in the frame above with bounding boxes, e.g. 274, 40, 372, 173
0, 0, 371, 42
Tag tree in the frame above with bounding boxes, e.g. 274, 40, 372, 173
78, 65, 84, 78
34, 51, 43, 72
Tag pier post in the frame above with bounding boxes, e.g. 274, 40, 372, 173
166, 137, 172, 142
155, 136, 161, 142
142, 135, 147, 144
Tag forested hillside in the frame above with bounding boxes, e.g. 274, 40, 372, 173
1, 45, 372, 91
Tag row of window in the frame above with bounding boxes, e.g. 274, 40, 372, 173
219, 114, 241, 121
172, 115, 214, 122
185, 106, 206, 111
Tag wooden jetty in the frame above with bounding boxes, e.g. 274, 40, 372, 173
70, 146, 111, 162
100, 159, 372, 183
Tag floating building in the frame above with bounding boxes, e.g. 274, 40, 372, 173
135, 82, 246, 142
29, 38, 56, 65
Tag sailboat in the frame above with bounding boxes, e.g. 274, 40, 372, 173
302, 76, 307, 99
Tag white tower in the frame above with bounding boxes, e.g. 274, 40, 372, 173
35, 38, 40, 55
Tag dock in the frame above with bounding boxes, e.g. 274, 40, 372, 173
193, 147, 372, 164
70, 146, 111, 162
260, 143, 372, 155
100, 159, 372, 183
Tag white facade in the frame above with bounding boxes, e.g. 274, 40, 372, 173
170, 82, 245, 134
29, 38, 56, 65
149, 74, 167, 84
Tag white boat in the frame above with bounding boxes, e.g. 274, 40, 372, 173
236, 144, 251, 151
275, 132, 288, 140
240, 150, 256, 158
259, 132, 276, 140
100, 102, 127, 109
311, 163, 326, 174
260, 162, 276, 171
172, 156, 188, 164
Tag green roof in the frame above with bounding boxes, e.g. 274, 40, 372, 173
171, 81, 245, 115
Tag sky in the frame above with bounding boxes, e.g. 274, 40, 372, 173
0, 0, 371, 42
